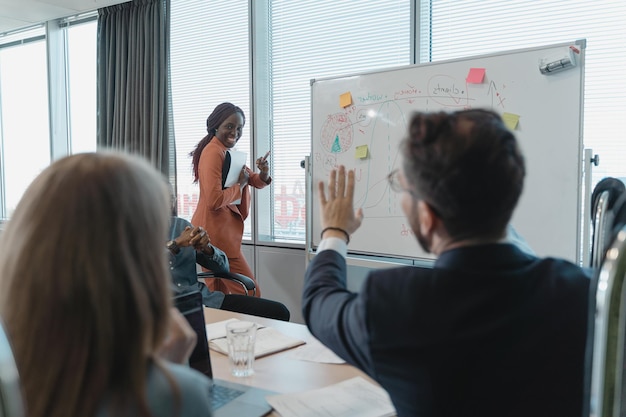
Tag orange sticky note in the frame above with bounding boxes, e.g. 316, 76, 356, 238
502, 112, 520, 130
466, 68, 486, 84
340, 92, 353, 108
355, 145, 368, 159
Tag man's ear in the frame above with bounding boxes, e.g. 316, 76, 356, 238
416, 200, 438, 235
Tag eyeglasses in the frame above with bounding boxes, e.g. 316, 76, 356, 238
388, 169, 443, 217
387, 169, 413, 195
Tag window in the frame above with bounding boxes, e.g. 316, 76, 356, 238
3, 0, 616, 250
425, 0, 626, 187
257, 0, 412, 243
0, 17, 97, 219
66, 19, 97, 154
0, 27, 50, 218
170, 0, 250, 235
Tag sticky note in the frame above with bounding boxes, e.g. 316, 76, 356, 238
502, 112, 520, 130
466, 68, 486, 84
340, 92, 353, 108
355, 145, 368, 159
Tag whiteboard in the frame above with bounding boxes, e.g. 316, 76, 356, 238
309, 40, 586, 262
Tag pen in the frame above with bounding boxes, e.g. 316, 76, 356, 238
261, 151, 270, 163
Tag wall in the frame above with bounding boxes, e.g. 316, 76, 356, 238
250, 244, 424, 324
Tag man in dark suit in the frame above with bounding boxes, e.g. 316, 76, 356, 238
302, 109, 591, 417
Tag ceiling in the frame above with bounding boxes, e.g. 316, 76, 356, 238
0, 0, 130, 34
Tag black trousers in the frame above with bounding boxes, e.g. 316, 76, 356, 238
220, 294, 290, 321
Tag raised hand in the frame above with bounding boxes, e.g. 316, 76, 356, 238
318, 165, 364, 241
256, 151, 270, 182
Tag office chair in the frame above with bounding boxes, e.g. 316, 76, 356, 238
198, 271, 290, 321
0, 320, 24, 417
198, 271, 257, 297
590, 178, 626, 268
587, 222, 626, 417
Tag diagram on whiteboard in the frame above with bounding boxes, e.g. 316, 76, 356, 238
314, 74, 510, 237
310, 41, 585, 261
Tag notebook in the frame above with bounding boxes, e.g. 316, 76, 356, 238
173, 290, 275, 417
208, 323, 305, 358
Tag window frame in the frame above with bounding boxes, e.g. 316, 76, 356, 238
251, 0, 414, 247
0, 0, 623, 262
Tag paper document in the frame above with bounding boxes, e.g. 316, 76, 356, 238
223, 149, 247, 204
223, 149, 247, 188
266, 376, 396, 417
205, 318, 266, 341
210, 326, 305, 358
288, 337, 345, 364
205, 318, 240, 341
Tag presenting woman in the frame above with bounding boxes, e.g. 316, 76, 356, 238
190, 102, 271, 296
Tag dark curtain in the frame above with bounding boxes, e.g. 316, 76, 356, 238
96, 0, 176, 184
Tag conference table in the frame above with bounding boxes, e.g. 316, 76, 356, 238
203, 307, 383, 416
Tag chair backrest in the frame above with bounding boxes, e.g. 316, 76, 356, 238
197, 271, 257, 296
0, 320, 24, 417
590, 178, 626, 268
588, 224, 626, 417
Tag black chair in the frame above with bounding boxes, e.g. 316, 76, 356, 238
198, 271, 257, 297
198, 271, 290, 321
590, 178, 626, 268
586, 222, 626, 417
585, 190, 626, 417
0, 320, 24, 417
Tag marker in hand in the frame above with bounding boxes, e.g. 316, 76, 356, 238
258, 151, 270, 178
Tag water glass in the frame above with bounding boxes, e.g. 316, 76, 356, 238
225, 321, 257, 377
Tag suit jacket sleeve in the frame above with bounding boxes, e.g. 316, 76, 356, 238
302, 250, 374, 374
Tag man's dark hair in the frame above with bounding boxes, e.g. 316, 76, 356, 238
401, 109, 525, 240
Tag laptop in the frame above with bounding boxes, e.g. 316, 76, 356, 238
173, 290, 275, 417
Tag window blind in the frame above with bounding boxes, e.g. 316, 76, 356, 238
266, 0, 411, 241
170, 0, 250, 223
427, 0, 626, 185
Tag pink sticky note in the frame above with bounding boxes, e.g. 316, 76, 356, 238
466, 68, 486, 84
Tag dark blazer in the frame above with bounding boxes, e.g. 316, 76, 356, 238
303, 243, 591, 417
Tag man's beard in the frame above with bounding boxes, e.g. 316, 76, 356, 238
410, 198, 432, 253
416, 228, 431, 253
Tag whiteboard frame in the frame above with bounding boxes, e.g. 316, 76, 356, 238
306, 39, 589, 265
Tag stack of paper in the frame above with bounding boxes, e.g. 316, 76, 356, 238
205, 318, 242, 340
206, 319, 305, 358
288, 336, 345, 364
266, 376, 396, 417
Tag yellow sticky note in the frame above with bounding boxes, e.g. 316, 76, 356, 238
340, 92, 353, 108
502, 112, 520, 130
355, 145, 368, 159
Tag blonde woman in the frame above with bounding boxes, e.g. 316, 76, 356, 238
0, 152, 212, 417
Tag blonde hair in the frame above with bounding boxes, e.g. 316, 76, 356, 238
0, 152, 173, 417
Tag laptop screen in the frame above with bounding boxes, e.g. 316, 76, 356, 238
173, 290, 213, 379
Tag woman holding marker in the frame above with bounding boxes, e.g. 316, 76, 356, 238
190, 102, 271, 296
